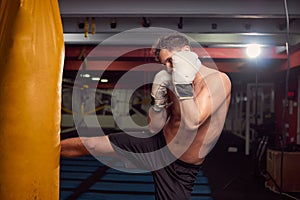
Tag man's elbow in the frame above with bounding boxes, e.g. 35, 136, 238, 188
147, 107, 167, 134
148, 122, 164, 134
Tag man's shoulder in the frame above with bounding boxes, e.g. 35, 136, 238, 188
195, 66, 231, 90
198, 65, 228, 79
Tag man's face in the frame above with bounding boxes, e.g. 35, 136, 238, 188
159, 49, 173, 73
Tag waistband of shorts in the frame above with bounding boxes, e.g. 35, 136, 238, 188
175, 159, 203, 169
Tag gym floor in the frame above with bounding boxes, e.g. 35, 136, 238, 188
60, 130, 300, 200
203, 132, 300, 200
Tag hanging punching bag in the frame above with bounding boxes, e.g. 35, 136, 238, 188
0, 0, 64, 199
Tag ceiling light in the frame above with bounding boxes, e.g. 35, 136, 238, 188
92, 77, 100, 81
246, 43, 261, 58
80, 73, 90, 78
100, 79, 108, 83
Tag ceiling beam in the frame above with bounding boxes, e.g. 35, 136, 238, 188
65, 46, 287, 59
63, 59, 247, 73
59, 0, 300, 18
279, 49, 300, 70
64, 32, 300, 46
63, 46, 291, 73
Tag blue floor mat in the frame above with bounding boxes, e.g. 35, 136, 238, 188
60, 156, 213, 200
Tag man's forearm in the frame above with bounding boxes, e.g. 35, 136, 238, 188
179, 99, 201, 131
147, 107, 168, 134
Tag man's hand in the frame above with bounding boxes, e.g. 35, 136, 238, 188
151, 70, 172, 112
171, 51, 201, 99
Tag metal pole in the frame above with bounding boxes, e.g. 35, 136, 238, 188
245, 84, 250, 155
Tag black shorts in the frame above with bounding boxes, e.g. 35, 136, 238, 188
108, 131, 202, 200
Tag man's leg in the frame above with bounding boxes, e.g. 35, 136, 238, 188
61, 136, 118, 158
152, 159, 202, 200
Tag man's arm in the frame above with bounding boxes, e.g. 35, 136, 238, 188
147, 70, 172, 133
171, 50, 203, 130
147, 106, 169, 133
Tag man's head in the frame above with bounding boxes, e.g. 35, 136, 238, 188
151, 33, 191, 72
152, 33, 190, 62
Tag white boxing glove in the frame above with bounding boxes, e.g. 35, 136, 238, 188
151, 70, 172, 112
171, 51, 201, 99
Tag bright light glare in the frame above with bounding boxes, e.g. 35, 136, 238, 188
81, 73, 90, 78
246, 44, 261, 58
91, 77, 100, 81
100, 79, 108, 83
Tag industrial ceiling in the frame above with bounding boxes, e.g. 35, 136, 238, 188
58, 0, 300, 82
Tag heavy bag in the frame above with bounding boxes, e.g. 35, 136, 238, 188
0, 0, 64, 199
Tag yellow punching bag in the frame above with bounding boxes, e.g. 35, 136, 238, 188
0, 0, 64, 199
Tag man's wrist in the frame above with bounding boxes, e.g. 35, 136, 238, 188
152, 104, 164, 112
174, 84, 194, 99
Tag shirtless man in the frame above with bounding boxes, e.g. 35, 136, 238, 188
61, 33, 231, 200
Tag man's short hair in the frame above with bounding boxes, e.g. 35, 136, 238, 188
151, 33, 190, 62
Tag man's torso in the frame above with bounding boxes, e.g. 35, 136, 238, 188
163, 66, 231, 165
